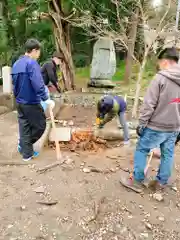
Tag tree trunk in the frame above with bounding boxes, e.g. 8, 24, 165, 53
52, 18, 75, 90
132, 50, 148, 118
135, 22, 145, 63
124, 8, 139, 84
49, 0, 75, 91
63, 22, 75, 89
53, 27, 68, 90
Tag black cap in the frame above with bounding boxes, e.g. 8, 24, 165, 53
53, 51, 63, 59
158, 47, 179, 63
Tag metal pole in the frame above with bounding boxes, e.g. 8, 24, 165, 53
176, 0, 180, 32
176, 0, 180, 63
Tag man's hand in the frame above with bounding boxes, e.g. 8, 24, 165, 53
136, 125, 145, 137
45, 99, 55, 109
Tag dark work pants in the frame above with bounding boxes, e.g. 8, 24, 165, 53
17, 103, 46, 159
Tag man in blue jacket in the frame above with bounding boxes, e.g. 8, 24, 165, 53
12, 39, 55, 161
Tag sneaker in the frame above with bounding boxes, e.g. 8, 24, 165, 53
148, 179, 169, 191
23, 157, 32, 162
17, 144, 22, 154
22, 151, 39, 162
119, 174, 144, 193
18, 146, 39, 155
33, 151, 39, 158
124, 140, 130, 145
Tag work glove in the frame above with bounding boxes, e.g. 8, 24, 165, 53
136, 125, 145, 137
45, 99, 55, 109
96, 117, 104, 129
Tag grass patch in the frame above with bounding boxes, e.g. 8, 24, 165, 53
75, 60, 156, 96
75, 61, 126, 82
75, 67, 90, 79
112, 60, 126, 81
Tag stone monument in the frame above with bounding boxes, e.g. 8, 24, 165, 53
88, 37, 116, 88
0, 66, 15, 111
2, 66, 12, 93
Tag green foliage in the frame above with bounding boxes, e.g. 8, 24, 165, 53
113, 61, 126, 81
0, 0, 54, 65
0, 0, 163, 85
0, 0, 139, 66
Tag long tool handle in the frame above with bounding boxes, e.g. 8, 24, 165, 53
124, 94, 127, 103
144, 151, 153, 176
49, 107, 62, 161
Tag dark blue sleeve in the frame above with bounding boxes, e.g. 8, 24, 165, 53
29, 61, 48, 101
97, 101, 105, 119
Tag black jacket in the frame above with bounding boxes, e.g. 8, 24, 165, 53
41, 59, 61, 93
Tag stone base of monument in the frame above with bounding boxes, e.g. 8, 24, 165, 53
81, 87, 123, 95
94, 128, 137, 140
87, 79, 115, 89
0, 93, 16, 111
48, 126, 137, 143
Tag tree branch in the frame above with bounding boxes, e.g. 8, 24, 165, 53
51, 0, 61, 14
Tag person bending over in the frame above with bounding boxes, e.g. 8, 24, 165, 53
96, 95, 129, 145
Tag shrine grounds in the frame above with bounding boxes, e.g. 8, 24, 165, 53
0, 100, 180, 239
1, 62, 180, 239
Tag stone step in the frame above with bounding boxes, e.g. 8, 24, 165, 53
0, 93, 15, 110
0, 106, 11, 115
48, 126, 137, 142
0, 111, 18, 159
0, 100, 64, 159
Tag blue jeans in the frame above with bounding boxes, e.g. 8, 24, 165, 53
118, 112, 129, 141
134, 128, 178, 185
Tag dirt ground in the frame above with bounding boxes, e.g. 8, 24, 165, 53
56, 105, 133, 128
1, 106, 180, 240
56, 105, 97, 128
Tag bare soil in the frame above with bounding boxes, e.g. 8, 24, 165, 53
56, 105, 97, 128
56, 105, 133, 128
0, 106, 180, 240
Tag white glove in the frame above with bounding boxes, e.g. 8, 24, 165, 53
45, 99, 55, 109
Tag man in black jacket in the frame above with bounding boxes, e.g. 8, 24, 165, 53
41, 52, 62, 93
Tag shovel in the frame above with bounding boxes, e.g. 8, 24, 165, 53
144, 151, 154, 176
49, 107, 62, 161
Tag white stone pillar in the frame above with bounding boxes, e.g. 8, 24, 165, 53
2, 66, 12, 94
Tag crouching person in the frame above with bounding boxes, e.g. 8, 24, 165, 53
96, 95, 129, 145
12, 39, 55, 161
120, 47, 180, 192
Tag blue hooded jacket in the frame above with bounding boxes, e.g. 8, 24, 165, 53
12, 55, 48, 104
